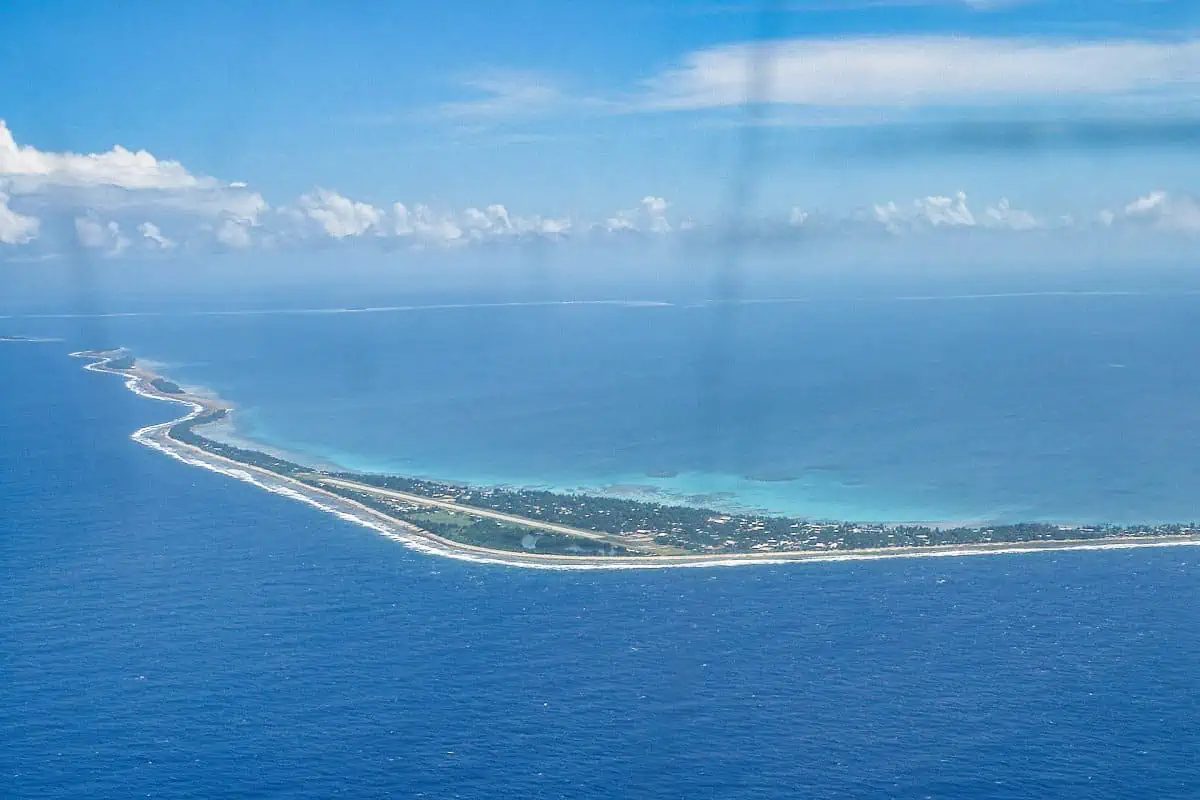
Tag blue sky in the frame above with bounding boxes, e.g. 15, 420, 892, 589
2, 0, 1200, 259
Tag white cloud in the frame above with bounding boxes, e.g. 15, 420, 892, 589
388, 201, 571, 245
918, 192, 976, 227
642, 195, 668, 216
642, 36, 1200, 111
137, 221, 175, 249
604, 211, 636, 232
393, 203, 463, 243
74, 215, 130, 255
0, 120, 268, 255
873, 192, 1039, 233
461, 204, 513, 238
872, 201, 907, 233
74, 216, 108, 248
0, 120, 210, 191
643, 196, 671, 234
1105, 190, 1200, 232
603, 196, 674, 235
392, 203, 414, 236
215, 218, 255, 249
0, 190, 39, 245
1124, 191, 1176, 218
983, 198, 1039, 230
536, 216, 573, 236
293, 188, 383, 239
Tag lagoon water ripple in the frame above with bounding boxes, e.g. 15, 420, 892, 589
3, 344, 1200, 799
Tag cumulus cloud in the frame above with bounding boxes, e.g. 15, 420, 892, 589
388, 201, 572, 245
603, 196, 673, 235
1102, 191, 1200, 232
137, 221, 175, 249
292, 188, 384, 239
466, 203, 573, 239
393, 203, 463, 243
0, 119, 267, 254
983, 198, 1039, 231
641, 196, 671, 233
918, 192, 976, 227
74, 215, 130, 255
0, 120, 209, 191
873, 192, 1040, 233
214, 218, 255, 249
642, 36, 1200, 111
0, 190, 39, 245
74, 216, 109, 248
461, 204, 521, 240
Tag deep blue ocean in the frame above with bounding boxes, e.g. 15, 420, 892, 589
4, 282, 1200, 797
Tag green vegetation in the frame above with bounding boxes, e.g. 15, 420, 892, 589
391, 509, 627, 556
170, 411, 306, 477
150, 377, 183, 394
107, 355, 135, 370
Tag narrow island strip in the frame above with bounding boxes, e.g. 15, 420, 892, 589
2, 334, 61, 343
73, 348, 1200, 569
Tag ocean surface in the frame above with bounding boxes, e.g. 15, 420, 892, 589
3, 337, 1200, 798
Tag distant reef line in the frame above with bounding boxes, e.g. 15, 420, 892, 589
1, 334, 61, 343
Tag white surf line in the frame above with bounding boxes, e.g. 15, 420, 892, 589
8, 290, 1188, 322
20, 299, 676, 321
884, 290, 1153, 302
73, 350, 1200, 571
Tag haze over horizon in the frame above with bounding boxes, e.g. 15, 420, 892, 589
2, 0, 1200, 276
